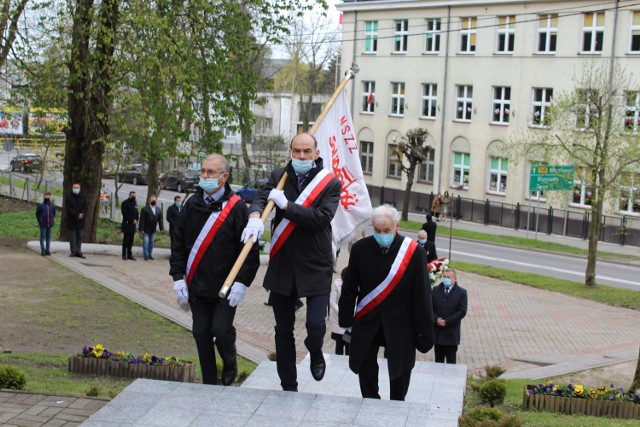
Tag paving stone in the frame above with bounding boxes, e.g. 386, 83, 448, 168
135, 405, 199, 427
41, 419, 67, 427
0, 412, 17, 423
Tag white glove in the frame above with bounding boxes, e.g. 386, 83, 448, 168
173, 279, 189, 307
241, 217, 264, 244
268, 189, 288, 210
227, 282, 247, 307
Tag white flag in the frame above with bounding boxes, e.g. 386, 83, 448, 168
315, 89, 373, 245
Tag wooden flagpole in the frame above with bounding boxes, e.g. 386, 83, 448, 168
219, 64, 359, 298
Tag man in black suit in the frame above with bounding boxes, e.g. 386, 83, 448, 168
417, 230, 437, 263
166, 195, 182, 246
120, 191, 139, 260
139, 194, 164, 260
340, 205, 433, 401
432, 269, 468, 364
421, 213, 437, 243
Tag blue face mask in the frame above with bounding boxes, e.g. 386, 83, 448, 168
175, 201, 182, 208
199, 177, 221, 193
72, 188, 80, 195
291, 158, 314, 175
418, 239, 427, 244
443, 278, 453, 287
374, 232, 394, 248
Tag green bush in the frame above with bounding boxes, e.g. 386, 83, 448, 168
484, 364, 506, 379
0, 365, 27, 390
478, 379, 507, 407
86, 386, 100, 397
459, 408, 523, 427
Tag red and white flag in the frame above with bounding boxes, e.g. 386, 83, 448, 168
315, 89, 372, 246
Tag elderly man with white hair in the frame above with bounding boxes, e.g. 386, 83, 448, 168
339, 205, 434, 401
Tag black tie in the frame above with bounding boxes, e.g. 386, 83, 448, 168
445, 288, 450, 296
297, 175, 306, 189
205, 196, 213, 205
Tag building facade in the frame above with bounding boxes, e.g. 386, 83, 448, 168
337, 0, 640, 216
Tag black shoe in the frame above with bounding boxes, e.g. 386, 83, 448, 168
41, 251, 45, 256
75, 253, 86, 259
144, 257, 148, 261
310, 351, 325, 381
148, 256, 154, 260
69, 253, 75, 257
45, 251, 51, 256
263, 301, 272, 306
122, 256, 127, 260
221, 364, 237, 386
282, 385, 298, 392
295, 300, 304, 311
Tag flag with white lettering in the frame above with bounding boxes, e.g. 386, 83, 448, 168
315, 89, 372, 246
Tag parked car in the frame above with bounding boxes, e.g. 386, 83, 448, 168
119, 164, 150, 185
162, 169, 200, 192
10, 154, 42, 173
236, 179, 268, 203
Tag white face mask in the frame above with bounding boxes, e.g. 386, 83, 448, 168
291, 158, 314, 175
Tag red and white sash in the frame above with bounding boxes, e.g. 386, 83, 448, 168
270, 169, 335, 259
185, 195, 240, 285
354, 237, 418, 320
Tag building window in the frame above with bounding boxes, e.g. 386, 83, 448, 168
532, 88, 553, 126
390, 82, 406, 116
492, 86, 511, 124
573, 181, 593, 206
582, 12, 604, 53
425, 18, 441, 52
489, 156, 508, 193
387, 144, 402, 178
632, 12, 640, 52
618, 175, 640, 213
452, 152, 470, 189
360, 140, 374, 175
496, 16, 516, 53
460, 17, 477, 53
537, 14, 557, 53
394, 19, 409, 52
418, 148, 435, 182
262, 118, 272, 131
361, 81, 375, 113
625, 91, 640, 133
421, 84, 437, 118
576, 89, 598, 129
364, 21, 378, 53
455, 85, 473, 121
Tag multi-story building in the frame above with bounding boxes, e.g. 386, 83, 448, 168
337, 0, 640, 216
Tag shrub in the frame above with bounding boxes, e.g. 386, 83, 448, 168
459, 408, 523, 427
484, 364, 506, 379
478, 379, 507, 407
0, 365, 27, 390
86, 386, 100, 397
466, 407, 503, 421
267, 352, 277, 361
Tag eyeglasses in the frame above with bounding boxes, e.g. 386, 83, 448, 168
199, 169, 225, 177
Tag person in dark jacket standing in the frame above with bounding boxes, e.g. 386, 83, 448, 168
241, 132, 341, 392
421, 213, 437, 243
166, 195, 182, 246
339, 205, 433, 401
120, 191, 139, 260
139, 194, 163, 260
36, 192, 55, 256
432, 269, 468, 364
65, 182, 88, 258
417, 229, 437, 263
170, 153, 260, 386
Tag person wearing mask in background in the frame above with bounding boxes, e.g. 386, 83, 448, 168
170, 153, 260, 385
432, 269, 468, 364
417, 229, 437, 263
421, 213, 437, 244
36, 192, 55, 256
330, 267, 350, 356
241, 132, 341, 392
166, 195, 182, 246
65, 182, 87, 258
139, 194, 163, 260
121, 191, 139, 261
339, 205, 433, 401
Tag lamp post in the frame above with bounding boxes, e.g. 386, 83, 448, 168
448, 193, 454, 260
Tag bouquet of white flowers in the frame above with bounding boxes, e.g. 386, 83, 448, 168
427, 257, 449, 283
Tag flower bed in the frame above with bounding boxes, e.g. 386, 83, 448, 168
68, 345, 196, 383
523, 383, 640, 419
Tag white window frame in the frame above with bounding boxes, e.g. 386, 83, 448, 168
387, 144, 402, 178
531, 87, 553, 127
452, 152, 470, 189
364, 21, 378, 53
618, 178, 640, 214
625, 91, 640, 133
496, 15, 516, 53
581, 12, 604, 54
576, 89, 598, 129
572, 181, 593, 207
425, 18, 441, 53
459, 17, 477, 53
390, 82, 406, 116
631, 12, 640, 53
492, 86, 511, 124
455, 85, 473, 121
421, 84, 437, 118
394, 19, 409, 53
418, 148, 435, 183
537, 14, 557, 53
361, 81, 375, 113
488, 156, 508, 194
360, 140, 374, 175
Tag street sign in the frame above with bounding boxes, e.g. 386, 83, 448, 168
529, 165, 574, 191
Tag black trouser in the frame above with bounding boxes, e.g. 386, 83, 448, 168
191, 296, 237, 385
434, 344, 458, 364
359, 327, 412, 401
334, 339, 350, 356
68, 228, 83, 255
122, 232, 135, 258
271, 291, 329, 391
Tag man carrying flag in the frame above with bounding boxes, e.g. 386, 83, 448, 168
339, 205, 433, 401
241, 132, 341, 392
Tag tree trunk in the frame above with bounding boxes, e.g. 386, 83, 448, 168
401, 165, 416, 221
631, 347, 640, 391
147, 152, 161, 202
585, 182, 605, 287
239, 96, 253, 170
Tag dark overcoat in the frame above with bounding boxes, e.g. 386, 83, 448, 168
432, 283, 468, 346
139, 204, 164, 234
120, 197, 139, 234
64, 192, 87, 230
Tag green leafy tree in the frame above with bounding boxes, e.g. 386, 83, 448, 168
397, 128, 432, 221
